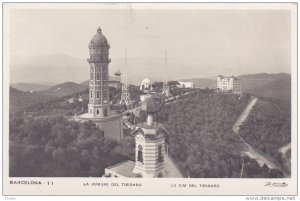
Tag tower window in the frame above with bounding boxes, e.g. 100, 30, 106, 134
96, 91, 100, 98
137, 145, 143, 163
158, 145, 163, 163
96, 71, 100, 80
96, 109, 99, 115
90, 109, 92, 114
90, 90, 93, 98
90, 66, 94, 80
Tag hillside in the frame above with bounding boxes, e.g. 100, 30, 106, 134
245, 76, 291, 102
10, 82, 88, 114
39, 82, 88, 97
238, 73, 290, 81
9, 87, 51, 113
239, 99, 291, 174
239, 73, 290, 92
11, 83, 51, 92
157, 92, 284, 178
9, 115, 134, 177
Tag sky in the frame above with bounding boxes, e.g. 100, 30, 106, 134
8, 5, 292, 83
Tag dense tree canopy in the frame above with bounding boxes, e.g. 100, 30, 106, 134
239, 99, 291, 174
9, 116, 134, 177
155, 92, 283, 177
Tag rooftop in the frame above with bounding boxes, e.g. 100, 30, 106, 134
75, 110, 122, 122
141, 78, 151, 84
109, 76, 121, 82
105, 160, 138, 177
132, 125, 167, 140
218, 75, 240, 80
141, 96, 162, 113
89, 27, 109, 47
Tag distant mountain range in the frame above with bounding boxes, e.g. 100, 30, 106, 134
9, 72, 291, 115
10, 83, 51, 92
10, 53, 162, 85
11, 72, 291, 100
244, 75, 291, 101
12, 53, 290, 86
9, 82, 89, 113
238, 73, 290, 92
10, 54, 88, 84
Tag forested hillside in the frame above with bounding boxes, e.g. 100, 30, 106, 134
9, 87, 52, 114
157, 92, 283, 178
9, 83, 144, 177
9, 116, 134, 177
239, 99, 291, 174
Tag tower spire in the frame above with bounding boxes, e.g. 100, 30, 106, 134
97, 26, 102, 33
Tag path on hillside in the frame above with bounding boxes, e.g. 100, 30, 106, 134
279, 143, 291, 155
279, 143, 291, 165
232, 97, 288, 177
232, 97, 257, 133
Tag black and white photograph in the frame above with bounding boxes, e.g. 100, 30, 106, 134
2, 2, 297, 196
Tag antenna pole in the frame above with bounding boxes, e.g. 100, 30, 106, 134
162, 51, 170, 97
120, 49, 132, 107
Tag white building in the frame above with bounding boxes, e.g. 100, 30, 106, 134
177, 81, 195, 88
217, 75, 242, 94
109, 76, 121, 89
140, 78, 152, 91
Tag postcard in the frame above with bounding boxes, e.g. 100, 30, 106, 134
2, 2, 297, 196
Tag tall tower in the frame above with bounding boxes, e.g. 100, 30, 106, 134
120, 50, 132, 107
87, 27, 110, 117
75, 27, 123, 142
162, 51, 171, 97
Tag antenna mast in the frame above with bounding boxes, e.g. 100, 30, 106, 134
162, 51, 171, 97
120, 49, 132, 107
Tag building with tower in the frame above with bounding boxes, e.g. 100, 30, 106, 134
104, 94, 168, 178
75, 27, 123, 142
